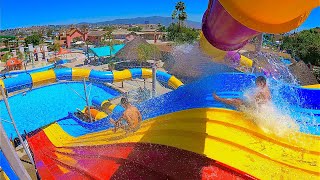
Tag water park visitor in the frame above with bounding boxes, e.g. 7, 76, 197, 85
213, 76, 271, 109
110, 97, 142, 133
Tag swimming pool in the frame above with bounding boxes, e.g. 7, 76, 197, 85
0, 82, 120, 138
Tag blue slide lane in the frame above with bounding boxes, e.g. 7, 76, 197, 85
60, 73, 320, 136
0, 150, 19, 180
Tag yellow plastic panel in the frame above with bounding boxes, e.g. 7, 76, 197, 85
43, 108, 320, 179
2, 171, 10, 180
108, 104, 117, 111
113, 69, 132, 82
303, 84, 320, 89
0, 79, 5, 96
141, 68, 152, 79
95, 112, 108, 120
199, 32, 226, 61
239, 55, 253, 68
168, 76, 184, 89
218, 0, 319, 33
101, 100, 110, 107
31, 69, 56, 87
72, 68, 91, 81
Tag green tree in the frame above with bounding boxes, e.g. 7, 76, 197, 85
17, 51, 24, 60
50, 42, 60, 52
167, 23, 198, 43
47, 29, 54, 37
1, 52, 11, 62
128, 26, 142, 32
137, 43, 160, 63
103, 30, 121, 57
158, 25, 166, 32
103, 26, 115, 32
25, 33, 43, 46
281, 29, 320, 66
172, 1, 187, 31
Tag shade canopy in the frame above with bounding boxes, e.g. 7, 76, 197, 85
115, 36, 150, 60
6, 57, 22, 67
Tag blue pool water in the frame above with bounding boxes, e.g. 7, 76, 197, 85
0, 82, 120, 138
90, 44, 125, 57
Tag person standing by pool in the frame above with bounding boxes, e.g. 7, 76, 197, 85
110, 97, 142, 133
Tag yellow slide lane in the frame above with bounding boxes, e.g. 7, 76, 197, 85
303, 84, 320, 89
43, 108, 320, 179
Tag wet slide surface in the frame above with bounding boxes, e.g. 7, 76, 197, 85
26, 73, 320, 179
27, 130, 254, 180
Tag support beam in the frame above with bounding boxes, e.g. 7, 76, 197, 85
152, 64, 156, 97
83, 79, 93, 122
0, 86, 35, 165
0, 123, 31, 180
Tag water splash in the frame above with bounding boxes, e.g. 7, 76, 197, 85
245, 52, 319, 135
240, 88, 300, 137
166, 43, 237, 82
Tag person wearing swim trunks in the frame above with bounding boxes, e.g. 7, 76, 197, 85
213, 76, 271, 109
110, 97, 142, 133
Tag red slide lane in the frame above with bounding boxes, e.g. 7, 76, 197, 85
28, 130, 257, 180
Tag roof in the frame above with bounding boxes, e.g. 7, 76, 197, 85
112, 29, 131, 35
88, 31, 106, 37
115, 36, 149, 60
90, 44, 125, 57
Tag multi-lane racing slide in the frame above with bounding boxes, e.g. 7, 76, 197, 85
3, 0, 320, 179
25, 72, 320, 179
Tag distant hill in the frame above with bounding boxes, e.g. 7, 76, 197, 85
78, 16, 201, 29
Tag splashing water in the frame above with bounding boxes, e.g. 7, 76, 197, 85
243, 52, 319, 135
239, 88, 300, 137
254, 52, 299, 85
167, 43, 237, 82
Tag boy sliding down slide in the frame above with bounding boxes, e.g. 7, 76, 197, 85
213, 76, 299, 136
110, 98, 142, 133
213, 76, 271, 109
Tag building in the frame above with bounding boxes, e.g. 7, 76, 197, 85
58, 28, 88, 48
87, 31, 107, 45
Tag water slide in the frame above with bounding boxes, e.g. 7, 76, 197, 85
5, 0, 320, 179
0, 68, 183, 95
202, 0, 320, 51
26, 72, 320, 179
0, 150, 19, 180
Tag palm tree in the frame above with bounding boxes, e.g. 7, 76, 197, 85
104, 30, 115, 57
171, 10, 177, 24
173, 1, 187, 31
178, 11, 187, 27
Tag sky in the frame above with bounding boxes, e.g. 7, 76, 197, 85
1, 0, 319, 30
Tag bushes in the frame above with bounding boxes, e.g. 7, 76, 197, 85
167, 23, 199, 44
281, 28, 320, 66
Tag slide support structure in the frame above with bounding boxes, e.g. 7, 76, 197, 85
0, 123, 31, 180
83, 78, 93, 122
152, 65, 156, 97
0, 86, 35, 166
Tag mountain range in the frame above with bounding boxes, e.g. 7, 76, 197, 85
78, 16, 201, 29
